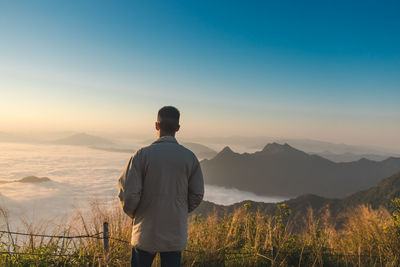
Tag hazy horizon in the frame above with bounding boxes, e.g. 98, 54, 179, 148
1, 130, 400, 154
1, 1, 400, 151
1, 2, 400, 265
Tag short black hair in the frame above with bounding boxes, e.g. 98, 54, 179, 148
157, 106, 180, 133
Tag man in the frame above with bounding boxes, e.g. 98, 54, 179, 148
118, 106, 204, 267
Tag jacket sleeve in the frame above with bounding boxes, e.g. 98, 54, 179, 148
188, 156, 204, 213
118, 149, 144, 219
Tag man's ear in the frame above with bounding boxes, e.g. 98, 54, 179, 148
155, 122, 160, 131
176, 125, 180, 132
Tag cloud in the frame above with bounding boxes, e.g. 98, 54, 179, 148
0, 142, 287, 224
204, 185, 287, 205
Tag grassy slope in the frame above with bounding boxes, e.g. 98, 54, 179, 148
195, 171, 400, 230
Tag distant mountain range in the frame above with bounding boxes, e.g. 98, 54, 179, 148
89, 146, 136, 153
2, 132, 399, 159
188, 136, 400, 155
195, 171, 400, 231
88, 139, 217, 159
313, 151, 391, 163
181, 142, 217, 159
0, 132, 39, 143
53, 133, 114, 146
201, 143, 400, 198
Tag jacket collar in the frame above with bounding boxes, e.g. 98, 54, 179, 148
152, 135, 178, 144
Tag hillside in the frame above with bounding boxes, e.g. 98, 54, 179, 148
201, 143, 400, 198
181, 142, 217, 159
195, 171, 400, 230
314, 151, 391, 162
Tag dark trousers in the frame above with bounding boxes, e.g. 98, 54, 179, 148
131, 247, 181, 267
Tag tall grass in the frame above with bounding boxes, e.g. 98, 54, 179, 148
1, 199, 400, 266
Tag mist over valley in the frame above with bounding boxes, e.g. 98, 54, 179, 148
1, 133, 400, 226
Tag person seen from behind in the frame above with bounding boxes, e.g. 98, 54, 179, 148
118, 106, 204, 267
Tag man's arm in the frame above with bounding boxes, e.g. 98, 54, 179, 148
118, 149, 144, 219
188, 156, 204, 213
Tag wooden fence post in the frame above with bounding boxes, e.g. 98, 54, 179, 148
103, 222, 109, 264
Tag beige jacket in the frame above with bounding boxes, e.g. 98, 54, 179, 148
118, 136, 204, 253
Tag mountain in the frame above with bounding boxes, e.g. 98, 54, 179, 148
279, 170, 400, 228
315, 151, 391, 163
188, 136, 399, 155
53, 133, 114, 146
0, 132, 38, 143
181, 142, 217, 159
89, 141, 217, 159
336, 170, 400, 209
201, 143, 400, 198
270, 139, 396, 155
195, 171, 400, 230
0, 176, 52, 184
89, 146, 136, 153
18, 176, 52, 183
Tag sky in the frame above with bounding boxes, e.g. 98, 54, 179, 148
1, 0, 399, 148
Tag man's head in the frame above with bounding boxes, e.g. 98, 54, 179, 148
156, 106, 180, 137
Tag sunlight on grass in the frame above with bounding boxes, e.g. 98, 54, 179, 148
1, 199, 400, 266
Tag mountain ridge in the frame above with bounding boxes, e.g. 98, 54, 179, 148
201, 143, 400, 198
194, 171, 400, 231
53, 133, 114, 146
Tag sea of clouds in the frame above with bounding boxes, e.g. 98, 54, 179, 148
0, 143, 286, 226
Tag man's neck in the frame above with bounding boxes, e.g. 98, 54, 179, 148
159, 132, 175, 138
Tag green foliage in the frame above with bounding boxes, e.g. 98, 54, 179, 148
1, 199, 400, 266
391, 198, 400, 229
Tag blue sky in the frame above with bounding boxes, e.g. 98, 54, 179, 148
1, 1, 399, 147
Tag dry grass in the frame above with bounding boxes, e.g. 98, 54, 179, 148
1, 198, 400, 266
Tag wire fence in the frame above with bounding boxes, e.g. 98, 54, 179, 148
0, 251, 96, 258
0, 223, 263, 264
0, 223, 389, 265
0, 230, 104, 240
0, 222, 111, 259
